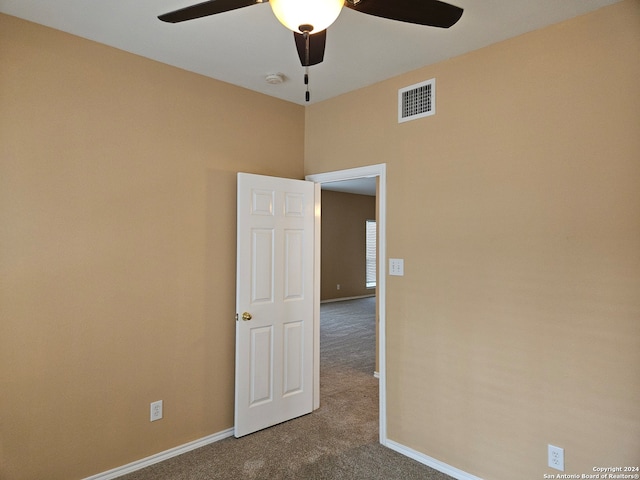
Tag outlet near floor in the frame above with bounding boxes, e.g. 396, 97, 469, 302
150, 400, 163, 422
548, 444, 564, 471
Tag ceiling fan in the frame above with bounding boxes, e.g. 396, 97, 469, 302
158, 0, 463, 100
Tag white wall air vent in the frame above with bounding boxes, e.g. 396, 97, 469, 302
398, 78, 435, 123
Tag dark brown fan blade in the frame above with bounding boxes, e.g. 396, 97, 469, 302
158, 0, 262, 23
293, 30, 327, 67
345, 0, 463, 28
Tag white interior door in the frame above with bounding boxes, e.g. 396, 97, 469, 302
235, 173, 315, 437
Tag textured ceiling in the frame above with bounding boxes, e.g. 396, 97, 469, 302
0, 0, 620, 105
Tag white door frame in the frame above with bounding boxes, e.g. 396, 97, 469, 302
306, 163, 387, 444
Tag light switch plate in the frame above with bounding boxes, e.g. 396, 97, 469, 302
389, 258, 404, 276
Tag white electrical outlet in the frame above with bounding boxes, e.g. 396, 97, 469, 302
548, 444, 564, 471
150, 400, 163, 422
337, 284, 340, 290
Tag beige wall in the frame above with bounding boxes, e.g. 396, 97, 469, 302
2, 2, 639, 479
321, 190, 376, 301
0, 14, 304, 480
305, 1, 640, 479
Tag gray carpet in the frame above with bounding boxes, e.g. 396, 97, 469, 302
120, 297, 454, 480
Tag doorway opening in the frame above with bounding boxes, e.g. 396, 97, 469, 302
306, 164, 387, 444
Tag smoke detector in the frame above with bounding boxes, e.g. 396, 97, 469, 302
265, 73, 285, 85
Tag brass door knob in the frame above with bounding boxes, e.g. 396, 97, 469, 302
241, 312, 252, 321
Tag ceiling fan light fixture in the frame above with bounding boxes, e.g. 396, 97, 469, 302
269, 0, 344, 33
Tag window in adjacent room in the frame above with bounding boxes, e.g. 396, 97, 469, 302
366, 219, 376, 288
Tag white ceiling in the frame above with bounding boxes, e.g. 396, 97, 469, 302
1, 0, 620, 105
322, 177, 377, 196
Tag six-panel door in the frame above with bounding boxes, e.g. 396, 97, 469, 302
235, 173, 315, 437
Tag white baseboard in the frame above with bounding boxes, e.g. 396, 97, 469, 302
83, 428, 234, 480
384, 439, 484, 480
